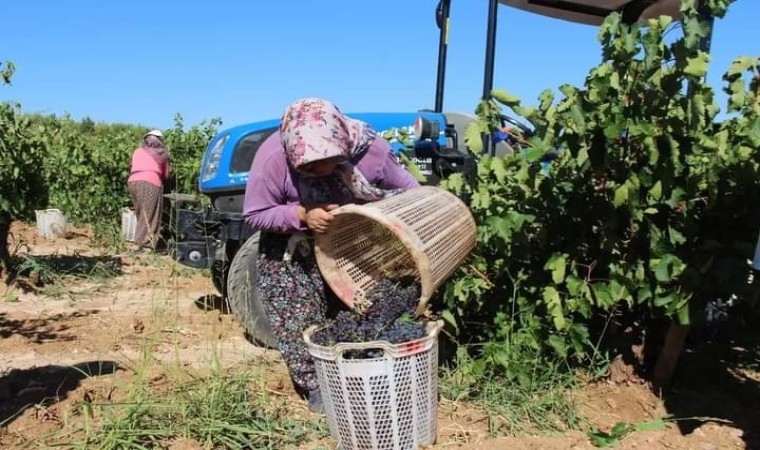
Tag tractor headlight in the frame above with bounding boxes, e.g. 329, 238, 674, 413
201, 134, 229, 182
413, 116, 439, 141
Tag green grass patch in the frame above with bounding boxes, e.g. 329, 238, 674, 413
439, 346, 585, 436
16, 253, 122, 285
47, 360, 324, 450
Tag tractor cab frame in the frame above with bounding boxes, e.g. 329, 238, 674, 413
431, 0, 715, 155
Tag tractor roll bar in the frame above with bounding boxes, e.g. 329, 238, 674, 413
434, 0, 452, 113
484, 0, 499, 155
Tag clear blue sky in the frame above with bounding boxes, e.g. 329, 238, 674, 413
1, 1, 757, 131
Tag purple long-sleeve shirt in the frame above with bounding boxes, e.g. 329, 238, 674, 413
243, 131, 420, 233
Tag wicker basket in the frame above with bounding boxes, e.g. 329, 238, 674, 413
314, 186, 476, 313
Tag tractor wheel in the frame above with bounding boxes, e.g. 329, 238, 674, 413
226, 232, 279, 348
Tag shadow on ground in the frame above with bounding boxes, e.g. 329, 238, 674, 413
5, 253, 123, 290
0, 310, 100, 343
0, 361, 123, 426
194, 294, 230, 314
662, 313, 760, 449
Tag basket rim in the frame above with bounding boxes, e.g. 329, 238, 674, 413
303, 319, 444, 358
314, 204, 434, 311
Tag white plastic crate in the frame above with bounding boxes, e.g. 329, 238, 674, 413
121, 208, 137, 242
34, 209, 67, 239
303, 321, 443, 450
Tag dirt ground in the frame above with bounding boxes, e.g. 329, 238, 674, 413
1, 222, 758, 450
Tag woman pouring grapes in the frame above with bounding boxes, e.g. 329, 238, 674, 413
242, 98, 420, 413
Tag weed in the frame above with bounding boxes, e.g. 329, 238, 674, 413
587, 418, 668, 447
130, 252, 198, 279
71, 371, 316, 449
91, 223, 128, 251
43, 340, 322, 450
440, 345, 585, 436
2, 288, 18, 303
15, 253, 122, 286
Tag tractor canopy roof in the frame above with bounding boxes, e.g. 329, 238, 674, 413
499, 0, 685, 25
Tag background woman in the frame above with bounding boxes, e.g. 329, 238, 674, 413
128, 129, 170, 252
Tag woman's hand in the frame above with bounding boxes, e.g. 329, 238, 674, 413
302, 204, 339, 234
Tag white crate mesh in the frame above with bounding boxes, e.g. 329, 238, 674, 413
121, 208, 137, 242
304, 321, 443, 450
34, 209, 68, 239
315, 186, 476, 312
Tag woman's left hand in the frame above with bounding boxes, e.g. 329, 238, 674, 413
304, 204, 338, 234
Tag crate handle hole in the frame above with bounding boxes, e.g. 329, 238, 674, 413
339, 347, 387, 360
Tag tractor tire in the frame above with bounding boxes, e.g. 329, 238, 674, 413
226, 232, 279, 348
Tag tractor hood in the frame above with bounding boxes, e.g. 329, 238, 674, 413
498, 0, 687, 25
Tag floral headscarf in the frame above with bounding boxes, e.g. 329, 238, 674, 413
280, 98, 404, 203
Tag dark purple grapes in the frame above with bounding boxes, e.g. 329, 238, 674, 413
377, 317, 427, 343
364, 278, 419, 321
311, 277, 428, 358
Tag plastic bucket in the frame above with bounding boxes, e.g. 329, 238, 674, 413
121, 208, 137, 242
304, 320, 443, 450
34, 209, 68, 239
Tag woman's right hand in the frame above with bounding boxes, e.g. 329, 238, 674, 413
302, 204, 338, 234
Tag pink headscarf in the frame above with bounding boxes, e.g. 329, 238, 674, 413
280, 98, 403, 202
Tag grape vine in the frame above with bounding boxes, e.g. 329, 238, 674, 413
0, 63, 222, 247
441, 0, 759, 384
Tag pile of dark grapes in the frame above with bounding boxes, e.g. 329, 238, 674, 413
312, 278, 429, 358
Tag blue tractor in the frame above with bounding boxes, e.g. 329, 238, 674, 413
171, 0, 699, 347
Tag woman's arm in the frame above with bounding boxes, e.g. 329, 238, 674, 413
161, 160, 170, 181
242, 139, 306, 233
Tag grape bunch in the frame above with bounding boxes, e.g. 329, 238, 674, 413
312, 277, 428, 358
371, 276, 415, 307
